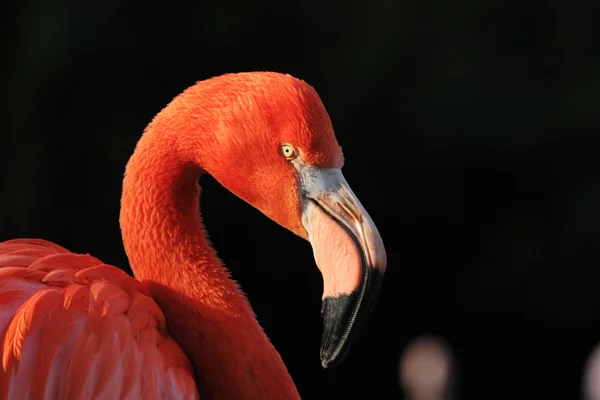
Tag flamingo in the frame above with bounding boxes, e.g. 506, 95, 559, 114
0, 71, 387, 399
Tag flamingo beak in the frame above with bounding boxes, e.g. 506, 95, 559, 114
298, 165, 387, 368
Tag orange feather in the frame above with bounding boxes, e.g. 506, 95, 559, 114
0, 240, 199, 399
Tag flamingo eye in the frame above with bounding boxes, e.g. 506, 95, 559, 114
280, 144, 298, 160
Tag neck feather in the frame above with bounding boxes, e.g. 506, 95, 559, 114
119, 128, 300, 400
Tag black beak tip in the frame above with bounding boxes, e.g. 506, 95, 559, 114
319, 293, 356, 369
319, 342, 339, 369
320, 349, 344, 369
319, 268, 384, 370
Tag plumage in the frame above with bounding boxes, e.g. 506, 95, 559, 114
0, 72, 386, 399
0, 239, 198, 400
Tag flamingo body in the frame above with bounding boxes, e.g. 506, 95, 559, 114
0, 239, 199, 399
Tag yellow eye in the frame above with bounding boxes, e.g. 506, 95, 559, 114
280, 144, 298, 160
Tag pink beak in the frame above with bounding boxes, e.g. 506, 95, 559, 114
299, 165, 386, 368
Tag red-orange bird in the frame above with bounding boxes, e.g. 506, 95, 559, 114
0, 72, 387, 399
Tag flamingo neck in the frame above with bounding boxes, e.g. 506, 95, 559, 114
119, 129, 300, 400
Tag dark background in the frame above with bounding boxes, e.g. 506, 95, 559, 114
2, 1, 600, 399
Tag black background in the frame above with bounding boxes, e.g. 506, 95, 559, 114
2, 1, 600, 398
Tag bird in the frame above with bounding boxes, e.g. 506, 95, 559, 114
0, 71, 387, 399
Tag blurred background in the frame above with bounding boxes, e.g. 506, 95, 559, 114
1, 0, 600, 398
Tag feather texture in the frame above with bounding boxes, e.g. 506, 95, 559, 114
0, 239, 200, 400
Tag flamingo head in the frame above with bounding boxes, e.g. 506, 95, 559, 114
172, 72, 387, 368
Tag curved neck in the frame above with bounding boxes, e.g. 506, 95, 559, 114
120, 128, 300, 400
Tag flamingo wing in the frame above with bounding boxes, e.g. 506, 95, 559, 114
0, 239, 200, 400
